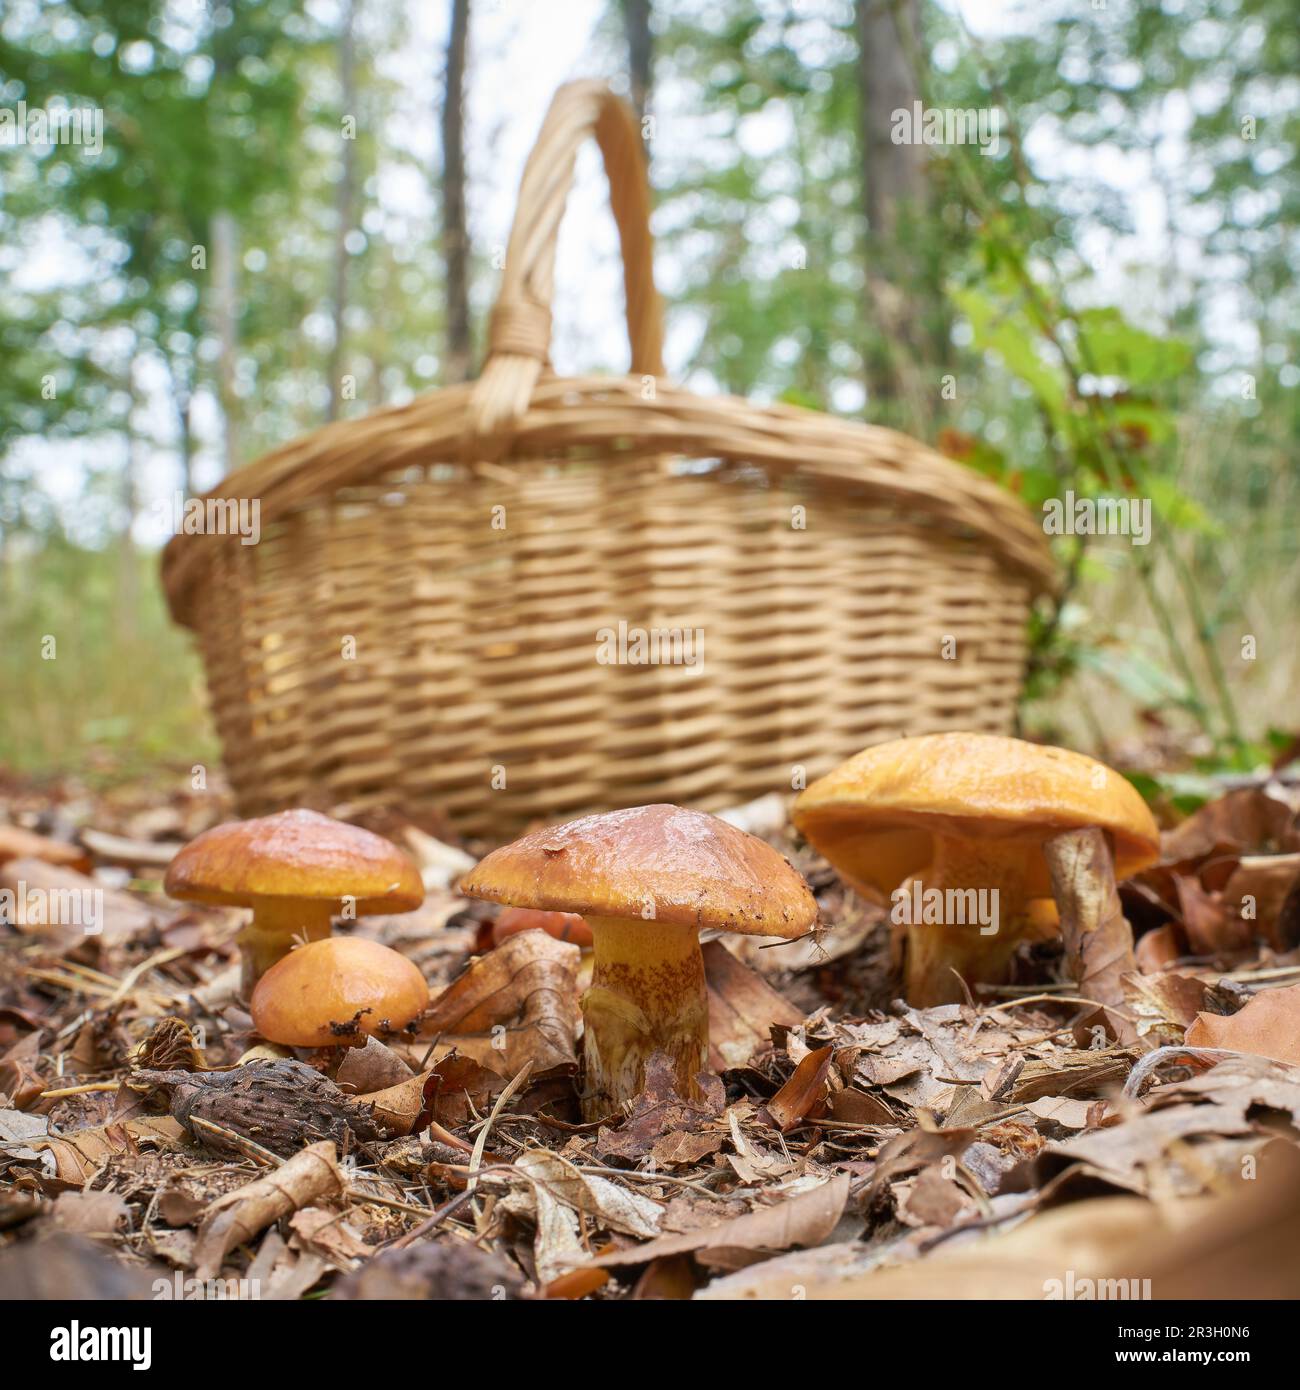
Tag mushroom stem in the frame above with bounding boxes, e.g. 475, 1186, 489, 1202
901, 835, 1032, 1006
239, 899, 334, 996
580, 915, 708, 1120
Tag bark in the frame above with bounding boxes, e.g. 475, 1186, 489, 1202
621, 0, 653, 128
854, 0, 930, 416
440, 0, 472, 383
326, 0, 358, 421
210, 209, 240, 473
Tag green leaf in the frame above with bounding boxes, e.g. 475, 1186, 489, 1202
1073, 308, 1194, 387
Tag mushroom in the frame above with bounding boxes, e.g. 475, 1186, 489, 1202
460, 804, 817, 1119
164, 809, 424, 996
249, 936, 428, 1048
492, 907, 593, 949
791, 733, 1160, 1006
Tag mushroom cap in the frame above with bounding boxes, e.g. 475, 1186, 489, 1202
493, 907, 593, 949
249, 936, 429, 1047
461, 804, 817, 938
164, 809, 424, 913
792, 732, 1160, 900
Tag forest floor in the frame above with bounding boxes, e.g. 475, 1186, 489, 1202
2, 764, 1299, 1301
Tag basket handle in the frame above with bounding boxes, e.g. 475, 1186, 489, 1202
465, 80, 665, 460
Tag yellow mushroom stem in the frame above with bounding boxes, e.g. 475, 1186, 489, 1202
580, 915, 708, 1121
899, 834, 1048, 1006
238, 899, 334, 996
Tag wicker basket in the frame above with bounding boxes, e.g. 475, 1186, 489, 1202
162, 81, 1055, 839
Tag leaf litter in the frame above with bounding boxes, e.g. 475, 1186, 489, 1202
2, 772, 1300, 1299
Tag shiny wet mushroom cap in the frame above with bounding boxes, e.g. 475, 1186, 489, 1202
461, 804, 817, 1118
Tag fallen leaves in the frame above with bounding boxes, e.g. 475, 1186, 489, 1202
192, 1140, 343, 1281
764, 1043, 834, 1131
703, 939, 803, 1070
593, 1052, 724, 1164
420, 928, 580, 1077
496, 1148, 664, 1284
1130, 784, 1300, 960
3, 776, 1300, 1301
579, 1173, 850, 1273
1043, 826, 1137, 1012
1185, 981, 1300, 1065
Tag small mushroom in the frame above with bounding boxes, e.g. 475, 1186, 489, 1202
792, 732, 1160, 1006
460, 804, 817, 1119
492, 907, 593, 949
249, 936, 429, 1048
164, 809, 424, 995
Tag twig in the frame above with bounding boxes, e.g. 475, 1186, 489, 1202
1121, 1045, 1246, 1099
466, 1060, 532, 1202
39, 1081, 121, 1099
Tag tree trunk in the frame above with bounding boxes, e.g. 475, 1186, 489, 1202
621, 0, 653, 129
210, 209, 241, 474
855, 0, 930, 420
440, 0, 472, 384
326, 0, 358, 422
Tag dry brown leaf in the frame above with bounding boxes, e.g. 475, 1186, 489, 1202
1043, 827, 1136, 1022
1162, 788, 1298, 865
701, 1140, 1300, 1300
1185, 982, 1300, 1065
288, 1205, 374, 1269
1175, 875, 1250, 954
26, 1116, 185, 1184
1009, 1049, 1132, 1102
0, 1032, 48, 1109
497, 1148, 664, 1285
765, 1044, 834, 1132
1038, 1053, 1300, 1195
703, 940, 803, 1070
864, 1124, 977, 1209
828, 1087, 895, 1125
0, 857, 153, 948
1124, 970, 1224, 1040
415, 1053, 502, 1129
1025, 1096, 1112, 1130
51, 1189, 130, 1236
1135, 922, 1183, 973
355, 1069, 434, 1136
192, 1140, 343, 1281
333, 1036, 413, 1094
594, 1053, 725, 1163
421, 929, 580, 1077
1222, 854, 1300, 949
582, 1173, 850, 1272
0, 825, 91, 874
894, 1167, 972, 1228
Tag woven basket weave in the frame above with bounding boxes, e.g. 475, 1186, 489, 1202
162, 81, 1056, 839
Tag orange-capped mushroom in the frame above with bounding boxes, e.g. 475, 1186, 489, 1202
492, 907, 593, 949
793, 733, 1160, 1006
461, 804, 816, 1119
249, 936, 428, 1048
165, 809, 423, 995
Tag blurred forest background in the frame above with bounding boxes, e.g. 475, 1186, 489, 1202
1, 0, 1296, 806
